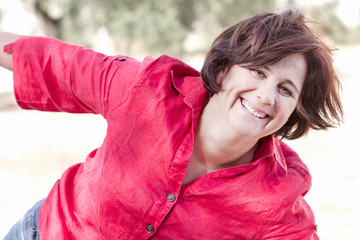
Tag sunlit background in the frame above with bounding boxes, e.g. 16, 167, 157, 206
0, 0, 359, 239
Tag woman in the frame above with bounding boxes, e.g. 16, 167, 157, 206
1, 9, 342, 239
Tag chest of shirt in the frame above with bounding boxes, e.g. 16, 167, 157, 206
91, 156, 293, 239
79, 69, 303, 239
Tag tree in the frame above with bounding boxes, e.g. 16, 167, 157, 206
33, 0, 277, 57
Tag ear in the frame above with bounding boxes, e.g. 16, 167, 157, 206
216, 70, 226, 85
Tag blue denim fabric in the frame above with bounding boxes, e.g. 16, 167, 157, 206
4, 199, 44, 240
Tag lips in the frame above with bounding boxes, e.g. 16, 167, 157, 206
240, 98, 268, 119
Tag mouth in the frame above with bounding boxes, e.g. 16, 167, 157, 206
240, 98, 269, 119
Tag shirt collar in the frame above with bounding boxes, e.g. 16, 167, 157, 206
170, 69, 208, 110
141, 55, 208, 110
253, 136, 288, 172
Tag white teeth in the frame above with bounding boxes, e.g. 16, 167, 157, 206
241, 99, 267, 119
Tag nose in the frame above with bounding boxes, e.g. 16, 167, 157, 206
256, 83, 275, 105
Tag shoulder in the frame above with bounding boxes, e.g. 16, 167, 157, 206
136, 55, 207, 106
260, 137, 311, 181
138, 55, 200, 79
260, 139, 317, 238
260, 137, 313, 200
277, 139, 311, 181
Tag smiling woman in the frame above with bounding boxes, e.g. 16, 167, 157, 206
186, 53, 308, 179
205, 54, 307, 143
201, 10, 343, 140
0, 8, 342, 240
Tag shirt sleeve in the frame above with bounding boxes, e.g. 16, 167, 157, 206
5, 36, 142, 117
262, 193, 319, 240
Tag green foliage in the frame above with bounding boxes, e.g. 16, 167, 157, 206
193, 0, 276, 55
308, 1, 350, 44
199, 0, 274, 28
34, 0, 277, 57
32, 0, 360, 57
282, 0, 360, 46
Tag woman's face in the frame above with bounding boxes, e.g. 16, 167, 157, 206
210, 53, 306, 140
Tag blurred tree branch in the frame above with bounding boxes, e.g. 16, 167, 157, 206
14, 0, 360, 58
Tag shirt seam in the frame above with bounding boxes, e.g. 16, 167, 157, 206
181, 177, 237, 198
66, 48, 99, 114
102, 70, 141, 120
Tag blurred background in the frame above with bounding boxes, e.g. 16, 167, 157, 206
0, 0, 359, 239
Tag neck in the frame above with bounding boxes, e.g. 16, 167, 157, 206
182, 97, 261, 185
182, 111, 259, 185
192, 116, 259, 172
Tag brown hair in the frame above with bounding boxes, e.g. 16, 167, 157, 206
200, 9, 343, 140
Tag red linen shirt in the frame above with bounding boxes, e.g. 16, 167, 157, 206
5, 36, 318, 239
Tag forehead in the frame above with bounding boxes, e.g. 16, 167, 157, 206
267, 53, 307, 92
269, 54, 307, 73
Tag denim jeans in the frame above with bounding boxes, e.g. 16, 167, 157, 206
4, 199, 44, 240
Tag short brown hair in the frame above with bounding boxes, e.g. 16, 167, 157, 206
201, 9, 343, 140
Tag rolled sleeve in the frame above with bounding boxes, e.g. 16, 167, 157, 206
5, 36, 141, 117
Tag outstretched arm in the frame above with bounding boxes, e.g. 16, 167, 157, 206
1, 34, 141, 115
0, 31, 21, 71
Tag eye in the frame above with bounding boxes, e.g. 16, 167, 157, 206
250, 68, 266, 79
278, 85, 293, 97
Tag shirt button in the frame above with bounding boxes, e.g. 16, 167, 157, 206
146, 224, 154, 233
167, 193, 176, 202
118, 56, 126, 61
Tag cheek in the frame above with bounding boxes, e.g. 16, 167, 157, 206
279, 101, 298, 121
287, 103, 298, 116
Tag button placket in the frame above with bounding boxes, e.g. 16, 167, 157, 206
144, 193, 177, 235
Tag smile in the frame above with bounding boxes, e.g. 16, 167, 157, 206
241, 98, 268, 119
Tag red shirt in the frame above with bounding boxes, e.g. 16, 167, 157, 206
5, 36, 318, 239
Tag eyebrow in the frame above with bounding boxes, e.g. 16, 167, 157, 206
283, 79, 300, 93
262, 66, 300, 93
